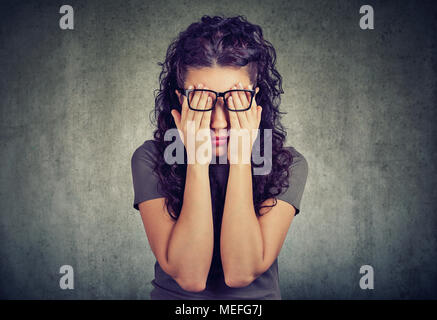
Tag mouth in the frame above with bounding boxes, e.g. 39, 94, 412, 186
212, 135, 229, 146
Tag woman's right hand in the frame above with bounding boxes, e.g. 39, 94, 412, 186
171, 83, 213, 165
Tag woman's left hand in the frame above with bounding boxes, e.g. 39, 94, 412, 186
227, 82, 262, 165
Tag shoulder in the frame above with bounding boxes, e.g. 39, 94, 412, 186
284, 146, 308, 176
131, 140, 166, 210
275, 146, 309, 215
131, 139, 159, 162
131, 140, 161, 173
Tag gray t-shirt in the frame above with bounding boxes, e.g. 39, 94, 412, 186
131, 139, 308, 300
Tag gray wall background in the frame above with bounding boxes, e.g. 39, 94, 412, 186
1, 0, 436, 299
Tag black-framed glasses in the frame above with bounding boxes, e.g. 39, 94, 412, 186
176, 88, 256, 112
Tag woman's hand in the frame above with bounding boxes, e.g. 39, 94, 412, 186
227, 82, 262, 165
172, 83, 213, 165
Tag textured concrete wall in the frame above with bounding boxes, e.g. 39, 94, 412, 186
0, 0, 436, 299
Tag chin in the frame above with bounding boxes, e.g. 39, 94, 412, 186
212, 145, 227, 158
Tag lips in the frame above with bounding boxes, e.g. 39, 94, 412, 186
212, 135, 229, 146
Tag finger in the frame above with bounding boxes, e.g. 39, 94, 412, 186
252, 86, 260, 119
230, 86, 246, 125
227, 96, 241, 130
171, 109, 184, 143
194, 86, 210, 131
231, 85, 250, 129
231, 86, 244, 112
237, 82, 250, 110
246, 84, 254, 104
190, 83, 204, 111
200, 96, 213, 129
257, 105, 263, 128
181, 85, 194, 124
239, 82, 258, 126
187, 83, 205, 124
176, 88, 188, 126
248, 84, 256, 118
171, 109, 181, 129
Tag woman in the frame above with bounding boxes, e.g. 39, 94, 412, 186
131, 15, 308, 300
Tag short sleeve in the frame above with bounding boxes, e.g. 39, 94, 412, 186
276, 147, 308, 216
131, 140, 166, 211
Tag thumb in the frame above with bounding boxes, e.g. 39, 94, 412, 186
171, 109, 181, 127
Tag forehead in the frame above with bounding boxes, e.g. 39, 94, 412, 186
184, 66, 251, 91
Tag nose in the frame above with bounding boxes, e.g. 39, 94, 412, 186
210, 98, 229, 132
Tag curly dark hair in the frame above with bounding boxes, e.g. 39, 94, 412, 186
149, 15, 293, 220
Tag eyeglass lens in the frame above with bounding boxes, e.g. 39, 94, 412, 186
187, 89, 253, 110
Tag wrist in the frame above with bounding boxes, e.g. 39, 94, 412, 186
187, 163, 210, 173
229, 163, 252, 170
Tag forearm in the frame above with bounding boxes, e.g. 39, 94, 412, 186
220, 164, 265, 285
167, 164, 214, 287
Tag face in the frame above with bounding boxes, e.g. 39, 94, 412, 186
175, 65, 259, 158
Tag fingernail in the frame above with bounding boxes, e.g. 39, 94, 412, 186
188, 85, 193, 89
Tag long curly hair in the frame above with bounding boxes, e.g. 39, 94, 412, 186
149, 15, 293, 220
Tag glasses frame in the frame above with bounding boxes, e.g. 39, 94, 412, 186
176, 88, 256, 112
